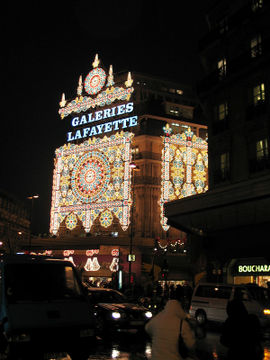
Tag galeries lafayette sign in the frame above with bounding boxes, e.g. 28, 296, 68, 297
66, 102, 137, 142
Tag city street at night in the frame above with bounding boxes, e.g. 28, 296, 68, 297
1, 0, 270, 359
34, 327, 270, 360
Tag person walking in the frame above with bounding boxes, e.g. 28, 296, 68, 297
220, 298, 263, 360
145, 296, 197, 360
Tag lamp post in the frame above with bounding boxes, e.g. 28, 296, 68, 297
128, 161, 139, 287
27, 195, 39, 251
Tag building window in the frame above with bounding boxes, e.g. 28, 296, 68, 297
214, 152, 230, 183
256, 139, 269, 160
250, 138, 270, 172
215, 102, 228, 121
218, 58, 227, 78
213, 103, 229, 133
253, 83, 265, 105
219, 17, 228, 34
169, 106, 179, 116
176, 89, 183, 95
251, 0, 263, 12
220, 152, 230, 179
251, 34, 262, 58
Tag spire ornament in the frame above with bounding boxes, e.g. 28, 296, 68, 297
60, 93, 66, 108
92, 54, 100, 68
77, 75, 83, 96
106, 65, 115, 87
125, 72, 133, 87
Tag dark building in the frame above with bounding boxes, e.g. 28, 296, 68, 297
0, 189, 30, 253
165, 0, 270, 287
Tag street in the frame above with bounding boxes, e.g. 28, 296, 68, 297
45, 325, 270, 360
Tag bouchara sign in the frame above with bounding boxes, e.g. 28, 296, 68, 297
238, 264, 270, 273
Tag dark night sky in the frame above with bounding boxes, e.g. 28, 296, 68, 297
1, 1, 207, 234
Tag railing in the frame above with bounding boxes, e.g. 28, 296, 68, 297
249, 156, 270, 173
246, 101, 267, 121
212, 118, 229, 134
135, 151, 161, 160
213, 169, 231, 184
134, 176, 161, 185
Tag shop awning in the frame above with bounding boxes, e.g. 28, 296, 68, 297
164, 174, 270, 237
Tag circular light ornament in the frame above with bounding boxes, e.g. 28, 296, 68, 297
71, 151, 111, 203
84, 68, 106, 95
65, 213, 78, 230
100, 210, 113, 228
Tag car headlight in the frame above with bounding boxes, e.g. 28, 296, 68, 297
263, 308, 270, 315
145, 311, 153, 319
112, 311, 121, 319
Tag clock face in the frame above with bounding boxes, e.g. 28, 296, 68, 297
84, 68, 106, 95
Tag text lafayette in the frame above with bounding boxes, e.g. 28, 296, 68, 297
67, 116, 137, 142
67, 102, 137, 142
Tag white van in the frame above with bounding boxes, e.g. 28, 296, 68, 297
189, 282, 270, 327
0, 254, 96, 359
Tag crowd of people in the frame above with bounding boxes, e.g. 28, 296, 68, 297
84, 278, 265, 359
144, 286, 264, 360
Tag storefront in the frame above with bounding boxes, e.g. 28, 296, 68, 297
32, 245, 142, 289
228, 258, 270, 288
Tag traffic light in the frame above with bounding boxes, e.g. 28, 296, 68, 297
161, 259, 169, 280
161, 269, 168, 280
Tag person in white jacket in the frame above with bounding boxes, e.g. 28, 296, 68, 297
145, 299, 196, 360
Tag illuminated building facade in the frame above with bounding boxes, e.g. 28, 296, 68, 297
165, 0, 270, 287
48, 55, 208, 286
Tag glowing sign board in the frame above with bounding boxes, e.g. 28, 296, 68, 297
238, 265, 270, 273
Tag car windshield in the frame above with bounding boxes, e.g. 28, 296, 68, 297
88, 290, 127, 303
5, 263, 83, 303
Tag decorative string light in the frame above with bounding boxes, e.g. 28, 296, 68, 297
58, 54, 134, 119
160, 127, 208, 231
50, 132, 134, 235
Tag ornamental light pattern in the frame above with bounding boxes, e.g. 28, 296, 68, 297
50, 131, 134, 235
160, 124, 208, 231
59, 53, 134, 119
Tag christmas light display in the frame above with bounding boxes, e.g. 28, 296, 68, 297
160, 124, 208, 230
58, 54, 134, 119
84, 257, 101, 271
50, 132, 134, 235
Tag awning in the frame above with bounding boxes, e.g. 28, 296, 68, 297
164, 174, 270, 236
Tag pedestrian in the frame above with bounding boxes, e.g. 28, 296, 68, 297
145, 294, 197, 360
220, 298, 263, 360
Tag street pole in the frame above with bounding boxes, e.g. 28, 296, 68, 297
128, 161, 139, 287
27, 195, 39, 252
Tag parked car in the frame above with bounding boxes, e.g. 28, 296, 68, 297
84, 286, 152, 335
0, 254, 96, 359
189, 282, 270, 328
